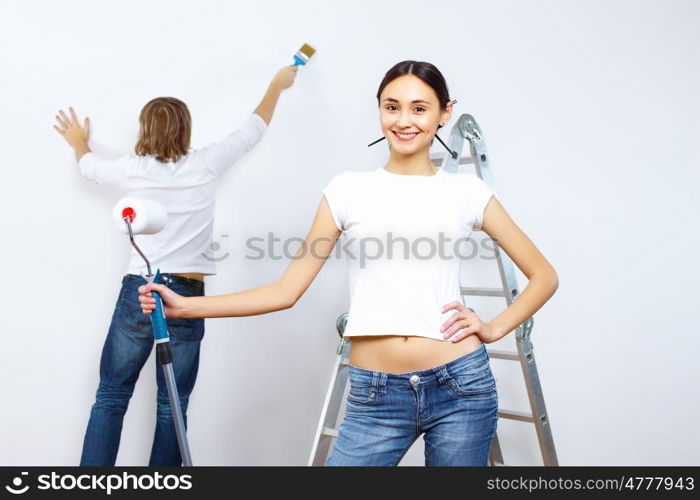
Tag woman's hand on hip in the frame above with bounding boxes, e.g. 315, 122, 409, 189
440, 301, 499, 344
138, 283, 189, 318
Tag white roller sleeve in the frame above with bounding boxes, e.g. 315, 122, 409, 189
112, 197, 167, 235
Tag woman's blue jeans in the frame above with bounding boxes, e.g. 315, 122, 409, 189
80, 273, 205, 466
326, 344, 499, 466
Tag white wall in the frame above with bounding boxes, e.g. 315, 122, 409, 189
0, 0, 698, 465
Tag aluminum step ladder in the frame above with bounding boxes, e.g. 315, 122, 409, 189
307, 114, 558, 466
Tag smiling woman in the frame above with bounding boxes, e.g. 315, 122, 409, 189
384, 99, 431, 142
137, 59, 559, 467
378, 60, 452, 156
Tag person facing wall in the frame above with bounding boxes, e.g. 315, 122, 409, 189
54, 64, 299, 466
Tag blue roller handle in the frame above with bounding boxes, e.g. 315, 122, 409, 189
149, 269, 170, 342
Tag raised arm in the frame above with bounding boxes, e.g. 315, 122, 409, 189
253, 65, 299, 125
200, 65, 299, 176
138, 195, 342, 318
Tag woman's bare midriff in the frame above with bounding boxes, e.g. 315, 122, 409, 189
347, 333, 484, 374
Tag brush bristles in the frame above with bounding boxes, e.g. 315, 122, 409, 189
299, 43, 316, 58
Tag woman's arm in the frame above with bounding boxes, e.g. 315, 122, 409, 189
253, 65, 299, 125
441, 196, 559, 344
481, 196, 559, 340
200, 65, 299, 176
139, 195, 342, 318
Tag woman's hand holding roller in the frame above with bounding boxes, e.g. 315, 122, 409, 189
138, 283, 190, 318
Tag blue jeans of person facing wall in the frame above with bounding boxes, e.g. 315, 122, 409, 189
325, 343, 498, 466
80, 273, 205, 466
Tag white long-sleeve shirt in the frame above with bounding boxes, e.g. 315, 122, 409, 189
79, 113, 268, 275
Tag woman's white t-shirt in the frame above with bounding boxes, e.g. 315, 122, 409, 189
322, 166, 495, 342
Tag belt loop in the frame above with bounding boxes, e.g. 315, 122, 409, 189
371, 371, 386, 392
435, 365, 450, 385
371, 371, 387, 393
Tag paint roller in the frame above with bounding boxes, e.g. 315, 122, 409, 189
112, 197, 166, 235
113, 197, 193, 467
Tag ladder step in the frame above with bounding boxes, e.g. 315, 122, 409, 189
487, 349, 521, 361
460, 286, 507, 297
430, 152, 475, 166
498, 409, 535, 423
339, 357, 350, 367
321, 427, 339, 438
324, 412, 538, 432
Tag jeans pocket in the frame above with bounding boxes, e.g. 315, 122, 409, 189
346, 383, 381, 406
449, 354, 490, 376
447, 364, 497, 398
167, 317, 205, 342
116, 288, 152, 333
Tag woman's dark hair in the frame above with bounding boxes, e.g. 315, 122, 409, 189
376, 60, 451, 111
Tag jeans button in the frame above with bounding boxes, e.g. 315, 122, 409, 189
410, 374, 420, 385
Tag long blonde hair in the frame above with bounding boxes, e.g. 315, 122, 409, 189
135, 97, 191, 163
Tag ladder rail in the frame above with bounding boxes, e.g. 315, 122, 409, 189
307, 341, 351, 466
447, 114, 558, 465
